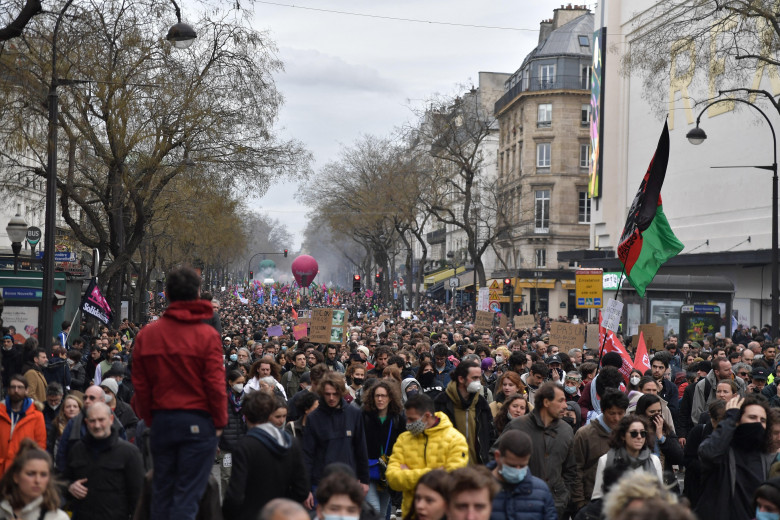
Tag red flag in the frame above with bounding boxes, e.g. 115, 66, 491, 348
599, 312, 633, 383
633, 331, 651, 374
291, 308, 298, 321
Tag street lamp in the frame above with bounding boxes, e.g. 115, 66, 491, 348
686, 94, 778, 338
38, 0, 198, 350
6, 213, 28, 275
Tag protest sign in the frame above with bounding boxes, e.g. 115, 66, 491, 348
586, 324, 600, 351
293, 324, 308, 340
498, 314, 508, 329
309, 309, 332, 343
475, 311, 495, 331
549, 322, 586, 351
266, 325, 283, 337
631, 324, 664, 351
513, 315, 535, 329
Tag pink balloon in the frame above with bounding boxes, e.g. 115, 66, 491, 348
291, 255, 319, 287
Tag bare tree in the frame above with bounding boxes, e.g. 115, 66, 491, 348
0, 0, 310, 323
0, 0, 42, 43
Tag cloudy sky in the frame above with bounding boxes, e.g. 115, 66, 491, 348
250, 1, 597, 248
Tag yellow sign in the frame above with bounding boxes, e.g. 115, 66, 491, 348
575, 269, 603, 309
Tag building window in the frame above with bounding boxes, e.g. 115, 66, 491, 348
535, 248, 547, 268
540, 64, 555, 88
580, 143, 591, 168
523, 69, 530, 91
579, 191, 591, 223
578, 35, 590, 47
581, 104, 590, 126
581, 65, 592, 89
537, 103, 552, 127
537, 143, 551, 168
517, 142, 523, 172
534, 190, 550, 233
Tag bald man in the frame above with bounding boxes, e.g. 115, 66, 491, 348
259, 499, 309, 520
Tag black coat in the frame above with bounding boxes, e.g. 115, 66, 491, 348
362, 410, 404, 461
64, 430, 144, 520
303, 398, 370, 485
69, 361, 87, 392
219, 392, 246, 452
222, 426, 309, 520
113, 399, 139, 442
0, 346, 23, 389
434, 384, 496, 464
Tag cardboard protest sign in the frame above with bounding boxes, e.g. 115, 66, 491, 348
549, 322, 587, 351
586, 324, 600, 351
475, 311, 495, 331
378, 314, 390, 323
514, 315, 535, 329
266, 325, 283, 337
631, 324, 664, 351
309, 309, 333, 343
498, 314, 508, 329
293, 324, 308, 340
296, 310, 312, 324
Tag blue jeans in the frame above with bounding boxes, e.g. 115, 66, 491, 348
366, 480, 391, 519
149, 410, 218, 520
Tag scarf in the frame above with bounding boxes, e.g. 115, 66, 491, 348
445, 381, 479, 464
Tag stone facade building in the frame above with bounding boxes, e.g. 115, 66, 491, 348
493, 5, 593, 317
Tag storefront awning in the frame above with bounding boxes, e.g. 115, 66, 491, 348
424, 266, 466, 287
516, 278, 556, 289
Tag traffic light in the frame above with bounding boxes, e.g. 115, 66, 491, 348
375, 273, 381, 283
503, 277, 512, 296
352, 274, 361, 292
249, 271, 254, 279
283, 249, 288, 257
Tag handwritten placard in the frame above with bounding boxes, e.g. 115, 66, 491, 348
474, 311, 495, 331
631, 324, 664, 351
498, 314, 508, 329
309, 309, 332, 343
514, 315, 535, 329
293, 324, 308, 340
549, 322, 586, 351
586, 324, 600, 351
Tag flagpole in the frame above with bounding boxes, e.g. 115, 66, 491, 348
597, 266, 626, 370
63, 307, 80, 347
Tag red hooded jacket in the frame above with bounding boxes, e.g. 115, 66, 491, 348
132, 300, 227, 428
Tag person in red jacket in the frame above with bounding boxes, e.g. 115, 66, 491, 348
0, 374, 47, 475
132, 266, 227, 520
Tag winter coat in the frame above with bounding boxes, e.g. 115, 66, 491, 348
362, 411, 404, 462
303, 398, 369, 486
677, 380, 697, 438
56, 412, 126, 473
683, 421, 713, 508
281, 367, 309, 400
24, 367, 47, 403
69, 361, 87, 392
0, 497, 68, 520
657, 377, 680, 427
500, 410, 578, 516
571, 417, 612, 505
488, 463, 557, 520
63, 429, 144, 520
113, 399, 138, 442
591, 447, 663, 500
222, 424, 309, 520
433, 359, 454, 386
0, 346, 23, 389
219, 390, 247, 452
695, 408, 775, 520
0, 397, 46, 474
43, 358, 71, 390
434, 381, 496, 464
132, 300, 227, 428
691, 370, 746, 423
386, 412, 468, 516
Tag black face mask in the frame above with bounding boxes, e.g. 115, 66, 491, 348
562, 416, 576, 428
418, 372, 436, 388
732, 422, 765, 448
352, 377, 364, 386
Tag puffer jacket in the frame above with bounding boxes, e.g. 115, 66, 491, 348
501, 410, 577, 517
0, 397, 46, 474
488, 462, 557, 520
219, 390, 247, 452
386, 412, 468, 517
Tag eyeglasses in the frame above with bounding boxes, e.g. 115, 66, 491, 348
375, 394, 389, 400
739, 372, 749, 377
628, 430, 647, 439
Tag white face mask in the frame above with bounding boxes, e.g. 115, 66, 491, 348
630, 376, 641, 386
232, 383, 244, 394
467, 381, 482, 394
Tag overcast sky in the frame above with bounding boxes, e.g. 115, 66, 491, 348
250, 1, 597, 248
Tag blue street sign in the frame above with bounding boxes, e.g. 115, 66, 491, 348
35, 251, 76, 262
1, 287, 42, 300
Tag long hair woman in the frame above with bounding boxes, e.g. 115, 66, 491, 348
493, 393, 530, 435
590, 414, 663, 500
362, 380, 405, 518
0, 438, 68, 519
402, 469, 451, 520
489, 371, 526, 417
46, 394, 82, 460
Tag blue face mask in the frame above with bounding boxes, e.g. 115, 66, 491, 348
323, 515, 359, 520
499, 464, 528, 484
229, 354, 237, 362
757, 509, 780, 520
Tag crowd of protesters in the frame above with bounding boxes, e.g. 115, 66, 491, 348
1, 266, 780, 519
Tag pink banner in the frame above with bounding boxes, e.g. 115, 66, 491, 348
293, 324, 308, 340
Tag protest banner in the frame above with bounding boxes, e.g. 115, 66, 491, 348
293, 324, 308, 340
475, 310, 495, 331
513, 315, 535, 329
586, 324, 600, 351
631, 324, 664, 351
309, 309, 332, 343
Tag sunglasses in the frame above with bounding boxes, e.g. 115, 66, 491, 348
628, 430, 647, 439
739, 372, 749, 377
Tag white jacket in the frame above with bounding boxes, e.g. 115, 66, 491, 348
0, 497, 69, 520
